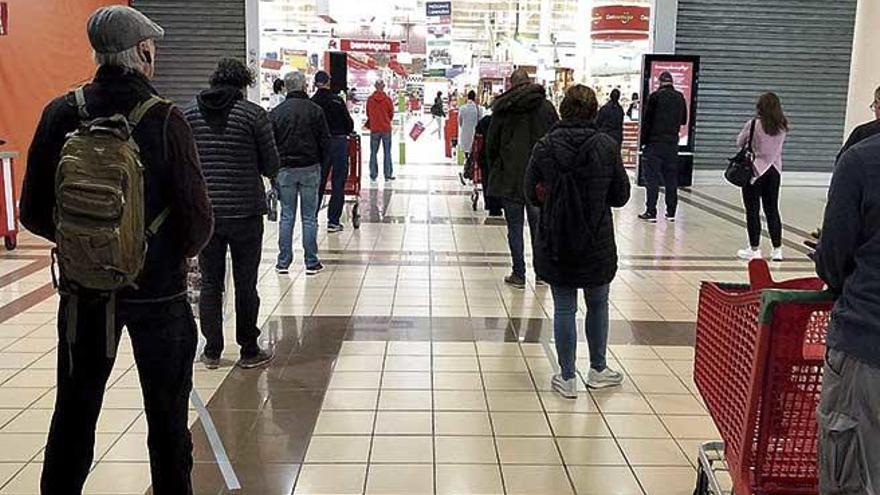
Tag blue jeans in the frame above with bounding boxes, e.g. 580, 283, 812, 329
322, 136, 349, 225
277, 165, 320, 270
369, 132, 393, 180
551, 284, 611, 379
502, 199, 539, 278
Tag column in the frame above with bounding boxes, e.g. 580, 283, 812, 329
844, 0, 880, 137
245, 0, 261, 103
652, 0, 678, 54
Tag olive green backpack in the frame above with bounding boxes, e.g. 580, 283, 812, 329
55, 87, 170, 359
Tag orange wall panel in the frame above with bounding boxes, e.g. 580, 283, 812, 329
0, 0, 126, 194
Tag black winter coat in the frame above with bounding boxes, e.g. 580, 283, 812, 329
270, 91, 330, 168
184, 86, 280, 219
640, 85, 688, 145
596, 100, 625, 146
487, 83, 559, 202
312, 88, 354, 137
525, 119, 631, 288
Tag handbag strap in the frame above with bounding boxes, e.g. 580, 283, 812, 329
747, 119, 757, 153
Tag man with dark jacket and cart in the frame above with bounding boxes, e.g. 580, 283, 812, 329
184, 57, 280, 370
487, 67, 559, 289
312, 70, 355, 232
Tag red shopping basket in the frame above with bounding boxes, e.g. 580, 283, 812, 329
694, 260, 832, 495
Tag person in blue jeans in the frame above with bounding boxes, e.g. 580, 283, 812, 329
365, 80, 395, 181
525, 85, 631, 398
312, 71, 354, 232
269, 71, 329, 275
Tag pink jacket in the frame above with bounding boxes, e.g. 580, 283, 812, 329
737, 118, 786, 180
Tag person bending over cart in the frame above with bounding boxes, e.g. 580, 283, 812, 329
814, 133, 880, 494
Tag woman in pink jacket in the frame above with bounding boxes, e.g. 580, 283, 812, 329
736, 92, 788, 261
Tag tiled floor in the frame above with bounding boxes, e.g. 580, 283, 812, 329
0, 130, 827, 494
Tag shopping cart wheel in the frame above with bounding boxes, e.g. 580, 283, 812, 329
693, 464, 710, 495
4, 235, 16, 251
471, 191, 479, 211
352, 203, 361, 229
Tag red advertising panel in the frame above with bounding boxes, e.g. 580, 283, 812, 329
340, 39, 401, 54
591, 5, 650, 41
0, 3, 8, 36
644, 56, 700, 149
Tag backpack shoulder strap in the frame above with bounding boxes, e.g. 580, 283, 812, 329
747, 119, 757, 152
128, 95, 170, 128
73, 87, 89, 119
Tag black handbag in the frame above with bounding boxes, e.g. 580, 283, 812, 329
725, 119, 756, 187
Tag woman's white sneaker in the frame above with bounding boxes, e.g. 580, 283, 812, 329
771, 247, 784, 261
551, 374, 578, 399
737, 247, 762, 260
586, 367, 624, 389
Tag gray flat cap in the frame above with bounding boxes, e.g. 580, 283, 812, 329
87, 6, 164, 54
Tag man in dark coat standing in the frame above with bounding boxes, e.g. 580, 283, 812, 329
487, 68, 559, 289
184, 57, 280, 370
312, 70, 354, 232
638, 71, 687, 223
596, 88, 625, 148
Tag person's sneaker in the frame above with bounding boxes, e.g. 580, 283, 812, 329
200, 353, 220, 370
587, 367, 624, 389
551, 373, 578, 399
737, 247, 763, 260
638, 212, 658, 223
328, 224, 344, 233
385, 176, 396, 181
504, 273, 526, 289
306, 263, 325, 276
237, 349, 274, 369
665, 215, 676, 223
275, 266, 290, 275
535, 277, 548, 287
770, 247, 784, 261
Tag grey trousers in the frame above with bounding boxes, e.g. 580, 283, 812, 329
818, 349, 880, 495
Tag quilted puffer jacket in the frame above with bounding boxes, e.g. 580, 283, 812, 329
184, 85, 280, 219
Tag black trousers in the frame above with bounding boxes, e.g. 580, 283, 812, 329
742, 168, 782, 248
643, 142, 680, 217
42, 296, 197, 495
198, 216, 264, 359
480, 155, 503, 214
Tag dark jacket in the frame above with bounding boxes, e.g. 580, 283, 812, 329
816, 134, 880, 368
525, 119, 631, 288
269, 91, 330, 168
487, 83, 559, 202
838, 119, 880, 162
431, 96, 446, 117
184, 85, 280, 219
312, 87, 354, 137
20, 66, 213, 300
596, 100, 625, 146
640, 85, 687, 145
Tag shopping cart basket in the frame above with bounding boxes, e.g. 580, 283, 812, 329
465, 134, 485, 211
322, 134, 363, 229
693, 259, 833, 495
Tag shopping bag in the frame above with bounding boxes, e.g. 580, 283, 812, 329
410, 121, 426, 141
267, 186, 279, 222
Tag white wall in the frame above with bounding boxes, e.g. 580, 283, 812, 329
845, 0, 880, 137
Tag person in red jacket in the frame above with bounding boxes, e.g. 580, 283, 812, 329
366, 80, 395, 181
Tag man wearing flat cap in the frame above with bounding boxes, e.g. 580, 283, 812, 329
20, 5, 213, 493
638, 70, 688, 224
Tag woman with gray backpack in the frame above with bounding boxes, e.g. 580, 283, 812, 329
524, 85, 631, 399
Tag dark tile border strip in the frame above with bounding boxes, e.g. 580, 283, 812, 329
319, 258, 816, 271
0, 283, 55, 324
0, 257, 51, 289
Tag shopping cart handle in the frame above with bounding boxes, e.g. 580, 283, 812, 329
758, 289, 835, 325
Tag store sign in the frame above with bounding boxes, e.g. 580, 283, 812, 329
340, 39, 400, 54
646, 57, 699, 147
591, 5, 650, 41
0, 3, 8, 37
479, 61, 514, 80
426, 1, 452, 16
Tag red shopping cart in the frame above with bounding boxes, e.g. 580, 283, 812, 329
693, 259, 833, 495
322, 134, 363, 229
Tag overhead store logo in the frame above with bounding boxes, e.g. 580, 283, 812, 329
340, 39, 401, 54
426, 1, 452, 17
0, 3, 8, 36
591, 5, 650, 41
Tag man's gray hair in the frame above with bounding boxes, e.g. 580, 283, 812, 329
94, 45, 144, 72
284, 71, 306, 92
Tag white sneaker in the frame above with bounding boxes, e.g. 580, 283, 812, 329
770, 247, 784, 261
586, 367, 624, 389
551, 373, 578, 399
737, 247, 762, 260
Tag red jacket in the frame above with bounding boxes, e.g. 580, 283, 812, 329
366, 90, 394, 133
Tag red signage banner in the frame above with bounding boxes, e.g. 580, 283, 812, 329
648, 60, 696, 146
591, 5, 650, 41
339, 39, 401, 54
0, 3, 8, 36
